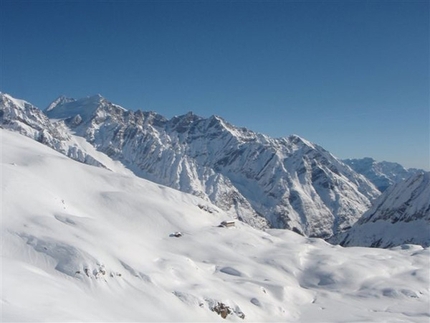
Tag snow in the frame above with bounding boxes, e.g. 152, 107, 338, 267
1, 128, 429, 322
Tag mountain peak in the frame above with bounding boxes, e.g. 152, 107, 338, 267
80, 94, 106, 105
167, 112, 204, 133
45, 95, 76, 112
44, 94, 110, 122
0, 92, 33, 110
343, 157, 423, 192
288, 134, 316, 149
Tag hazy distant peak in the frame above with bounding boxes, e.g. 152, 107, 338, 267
45, 98, 98, 121
173, 111, 202, 122
343, 157, 423, 192
45, 95, 76, 112
288, 134, 316, 149
81, 94, 106, 105
208, 114, 227, 123
139, 110, 168, 126
288, 133, 306, 142
343, 157, 376, 168
44, 94, 129, 123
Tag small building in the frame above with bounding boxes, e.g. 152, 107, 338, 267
220, 220, 235, 228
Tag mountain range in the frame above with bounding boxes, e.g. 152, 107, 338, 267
343, 157, 422, 192
4, 93, 383, 238
2, 91, 429, 321
1, 92, 428, 245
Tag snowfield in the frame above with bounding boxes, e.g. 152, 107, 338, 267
1, 128, 429, 322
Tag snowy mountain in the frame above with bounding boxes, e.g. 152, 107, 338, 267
43, 94, 380, 238
0, 93, 106, 168
333, 171, 430, 248
2, 128, 429, 322
343, 157, 422, 192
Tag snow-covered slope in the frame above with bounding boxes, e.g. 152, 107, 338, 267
343, 157, 422, 192
335, 172, 430, 248
2, 128, 429, 322
44, 94, 380, 238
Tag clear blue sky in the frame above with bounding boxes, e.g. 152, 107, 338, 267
2, 0, 429, 170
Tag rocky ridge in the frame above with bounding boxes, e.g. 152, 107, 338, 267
0, 93, 105, 168
43, 94, 380, 238
334, 171, 430, 248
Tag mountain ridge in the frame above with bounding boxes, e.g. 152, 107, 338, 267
343, 157, 423, 192
42, 93, 380, 238
3, 92, 429, 246
0, 93, 107, 168
333, 171, 430, 248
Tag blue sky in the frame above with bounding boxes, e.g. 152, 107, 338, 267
2, 0, 429, 169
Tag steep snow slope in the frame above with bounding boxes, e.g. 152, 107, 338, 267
1, 128, 429, 322
343, 157, 422, 192
44, 94, 380, 238
335, 172, 430, 248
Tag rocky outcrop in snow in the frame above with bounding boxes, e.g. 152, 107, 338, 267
343, 157, 422, 192
334, 171, 430, 248
44, 94, 380, 238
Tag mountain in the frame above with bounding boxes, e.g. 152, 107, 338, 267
0, 93, 106, 168
343, 157, 422, 192
2, 128, 429, 322
43, 94, 380, 238
333, 171, 430, 248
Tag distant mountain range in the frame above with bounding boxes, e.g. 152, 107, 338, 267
1, 92, 428, 246
343, 157, 422, 192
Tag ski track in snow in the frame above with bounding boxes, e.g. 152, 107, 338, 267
1, 129, 429, 322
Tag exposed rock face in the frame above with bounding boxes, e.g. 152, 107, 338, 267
334, 171, 430, 248
43, 94, 380, 238
343, 157, 422, 192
